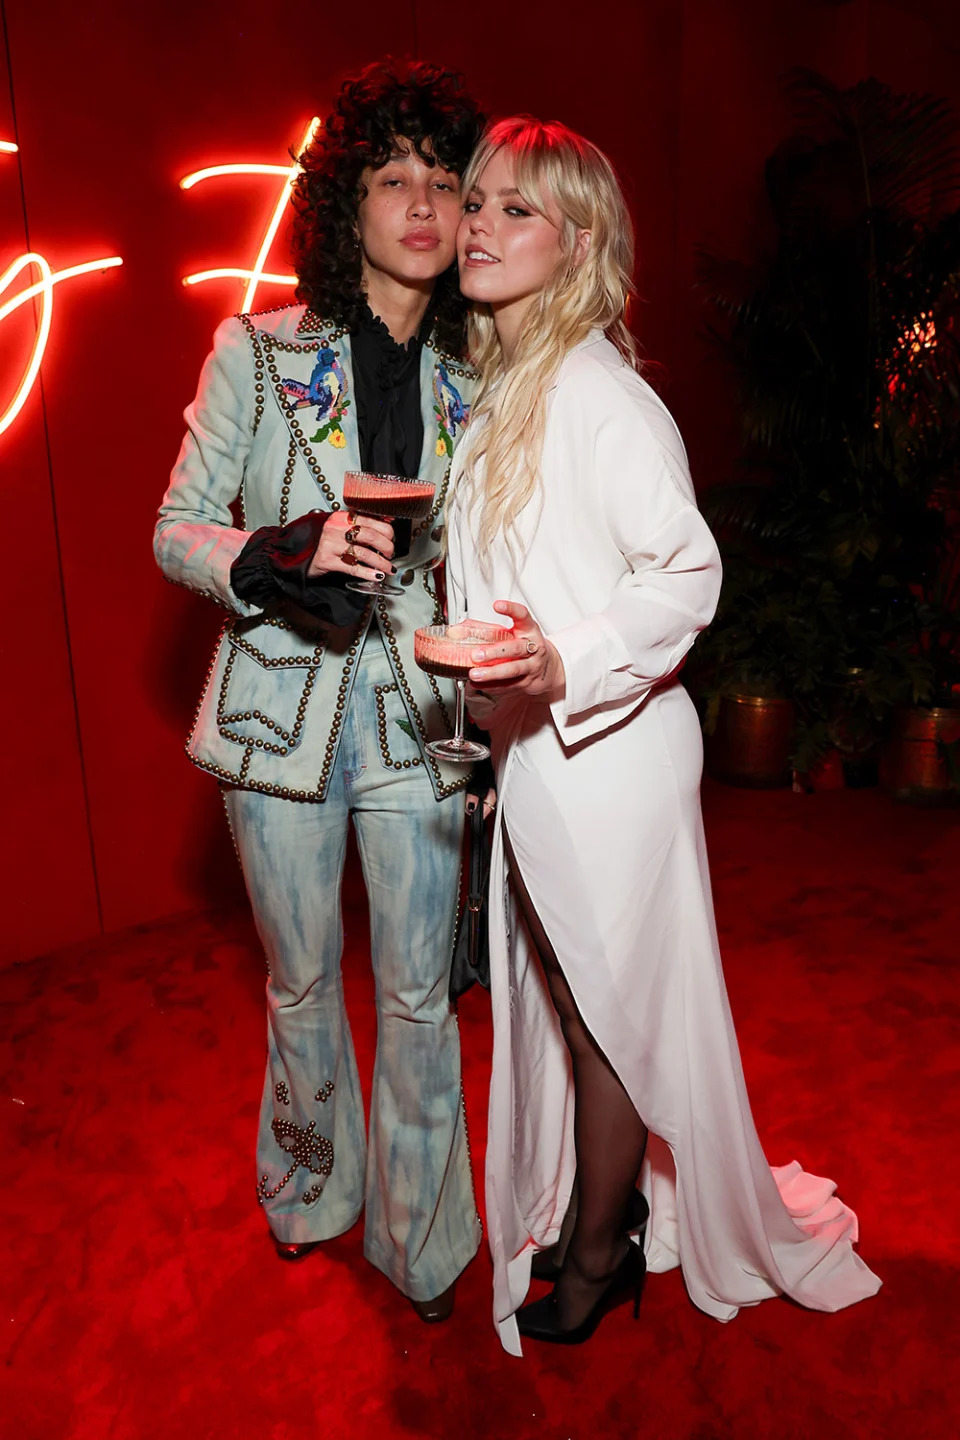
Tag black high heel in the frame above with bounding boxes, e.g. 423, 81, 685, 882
517, 1241, 646, 1345
530, 1188, 649, 1282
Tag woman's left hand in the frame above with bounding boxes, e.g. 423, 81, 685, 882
465, 787, 497, 821
468, 601, 566, 700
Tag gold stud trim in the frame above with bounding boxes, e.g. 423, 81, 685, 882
426, 334, 478, 382
238, 314, 267, 450
278, 436, 297, 527
256, 1116, 334, 1204
216, 641, 321, 756
236, 301, 299, 321
373, 681, 423, 772
261, 334, 344, 510
314, 627, 371, 791
226, 626, 325, 671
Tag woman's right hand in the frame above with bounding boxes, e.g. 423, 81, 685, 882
308, 511, 396, 583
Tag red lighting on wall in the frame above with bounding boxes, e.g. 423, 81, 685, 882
179, 118, 319, 313
0, 142, 122, 438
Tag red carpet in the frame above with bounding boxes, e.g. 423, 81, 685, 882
3, 782, 959, 1439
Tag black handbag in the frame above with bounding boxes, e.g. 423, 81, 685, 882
449, 802, 491, 1002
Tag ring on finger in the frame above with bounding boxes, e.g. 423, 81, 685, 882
525, 639, 539, 655
344, 525, 360, 544
342, 547, 359, 567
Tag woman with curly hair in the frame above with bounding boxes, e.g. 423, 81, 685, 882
447, 118, 881, 1352
154, 59, 485, 1322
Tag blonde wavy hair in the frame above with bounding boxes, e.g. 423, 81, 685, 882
457, 117, 638, 557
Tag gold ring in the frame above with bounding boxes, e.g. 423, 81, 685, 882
342, 548, 359, 567
525, 640, 539, 655
344, 526, 360, 544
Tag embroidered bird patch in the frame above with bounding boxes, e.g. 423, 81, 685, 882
282, 346, 351, 447
433, 361, 470, 459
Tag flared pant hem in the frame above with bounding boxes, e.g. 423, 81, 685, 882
364, 1220, 483, 1302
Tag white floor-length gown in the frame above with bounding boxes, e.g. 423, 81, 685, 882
445, 332, 881, 1356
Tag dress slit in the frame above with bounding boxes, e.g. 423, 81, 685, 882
502, 818, 650, 1130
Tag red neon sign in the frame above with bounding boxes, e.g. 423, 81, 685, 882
179, 118, 319, 312
0, 142, 122, 438
1, 119, 323, 438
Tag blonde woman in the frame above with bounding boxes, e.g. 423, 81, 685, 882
445, 118, 881, 1353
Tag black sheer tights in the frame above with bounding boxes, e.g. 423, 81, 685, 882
504, 830, 648, 1330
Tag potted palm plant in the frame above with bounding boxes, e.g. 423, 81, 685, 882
691, 71, 960, 794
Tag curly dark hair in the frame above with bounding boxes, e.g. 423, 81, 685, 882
290, 58, 484, 358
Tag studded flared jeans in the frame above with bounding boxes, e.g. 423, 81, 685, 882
223, 631, 480, 1301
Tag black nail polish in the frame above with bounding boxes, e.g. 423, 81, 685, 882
375, 572, 385, 581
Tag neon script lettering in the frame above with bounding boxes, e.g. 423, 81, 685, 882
0, 143, 122, 438
180, 118, 319, 312
1, 119, 321, 438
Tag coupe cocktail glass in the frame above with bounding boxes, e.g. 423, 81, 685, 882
342, 471, 437, 598
414, 623, 510, 763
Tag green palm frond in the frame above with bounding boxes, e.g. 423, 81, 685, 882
782, 69, 960, 218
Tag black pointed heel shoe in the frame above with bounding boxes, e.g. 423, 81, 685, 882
517, 1241, 646, 1345
410, 1280, 457, 1324
272, 1235, 323, 1262
530, 1188, 649, 1282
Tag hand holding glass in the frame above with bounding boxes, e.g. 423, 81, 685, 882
414, 623, 512, 763
342, 471, 436, 598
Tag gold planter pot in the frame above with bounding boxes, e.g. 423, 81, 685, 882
705, 694, 795, 789
880, 705, 960, 805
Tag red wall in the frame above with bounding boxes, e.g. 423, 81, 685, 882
2, 0, 958, 965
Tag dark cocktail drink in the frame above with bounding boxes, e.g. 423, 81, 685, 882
342, 472, 435, 521
342, 471, 437, 597
415, 655, 472, 679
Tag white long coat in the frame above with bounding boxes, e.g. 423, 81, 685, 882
446, 333, 881, 1356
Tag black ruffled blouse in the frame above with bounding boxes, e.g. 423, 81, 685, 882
352, 303, 430, 489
